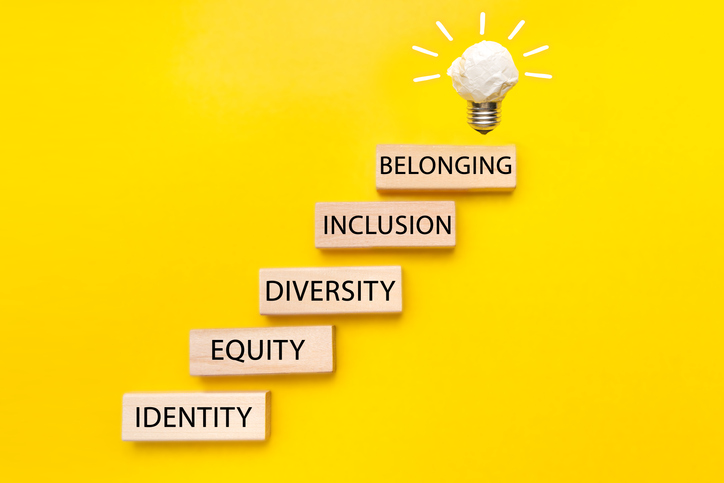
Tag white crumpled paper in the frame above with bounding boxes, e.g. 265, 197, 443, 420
447, 41, 519, 103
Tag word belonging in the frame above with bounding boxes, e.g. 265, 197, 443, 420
376, 144, 516, 191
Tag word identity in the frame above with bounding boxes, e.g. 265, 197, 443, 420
122, 392, 270, 441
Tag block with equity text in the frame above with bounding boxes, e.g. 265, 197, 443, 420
315, 201, 455, 248
260, 266, 401, 315
376, 144, 516, 191
122, 391, 270, 441
190, 325, 335, 376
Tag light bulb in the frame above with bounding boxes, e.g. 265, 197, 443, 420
447, 40, 519, 135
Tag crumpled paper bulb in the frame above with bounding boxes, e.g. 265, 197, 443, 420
447, 41, 519, 103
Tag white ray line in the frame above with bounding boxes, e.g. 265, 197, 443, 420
412, 46, 438, 57
523, 45, 549, 57
480, 12, 486, 35
436, 21, 453, 41
414, 74, 441, 82
508, 20, 525, 40
525, 72, 552, 79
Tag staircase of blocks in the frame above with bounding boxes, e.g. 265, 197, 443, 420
122, 143, 516, 441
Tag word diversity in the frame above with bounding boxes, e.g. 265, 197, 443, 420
260, 266, 402, 314
122, 144, 517, 441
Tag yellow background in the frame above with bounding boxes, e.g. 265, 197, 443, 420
2, 0, 723, 481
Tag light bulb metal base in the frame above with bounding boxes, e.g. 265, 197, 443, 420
467, 101, 501, 135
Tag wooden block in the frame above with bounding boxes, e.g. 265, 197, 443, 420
376, 144, 516, 191
259, 266, 402, 315
315, 201, 455, 248
122, 391, 270, 441
190, 325, 334, 376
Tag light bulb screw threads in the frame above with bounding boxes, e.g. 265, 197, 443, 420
467, 101, 502, 135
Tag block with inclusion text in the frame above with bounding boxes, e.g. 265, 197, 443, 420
315, 201, 455, 248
